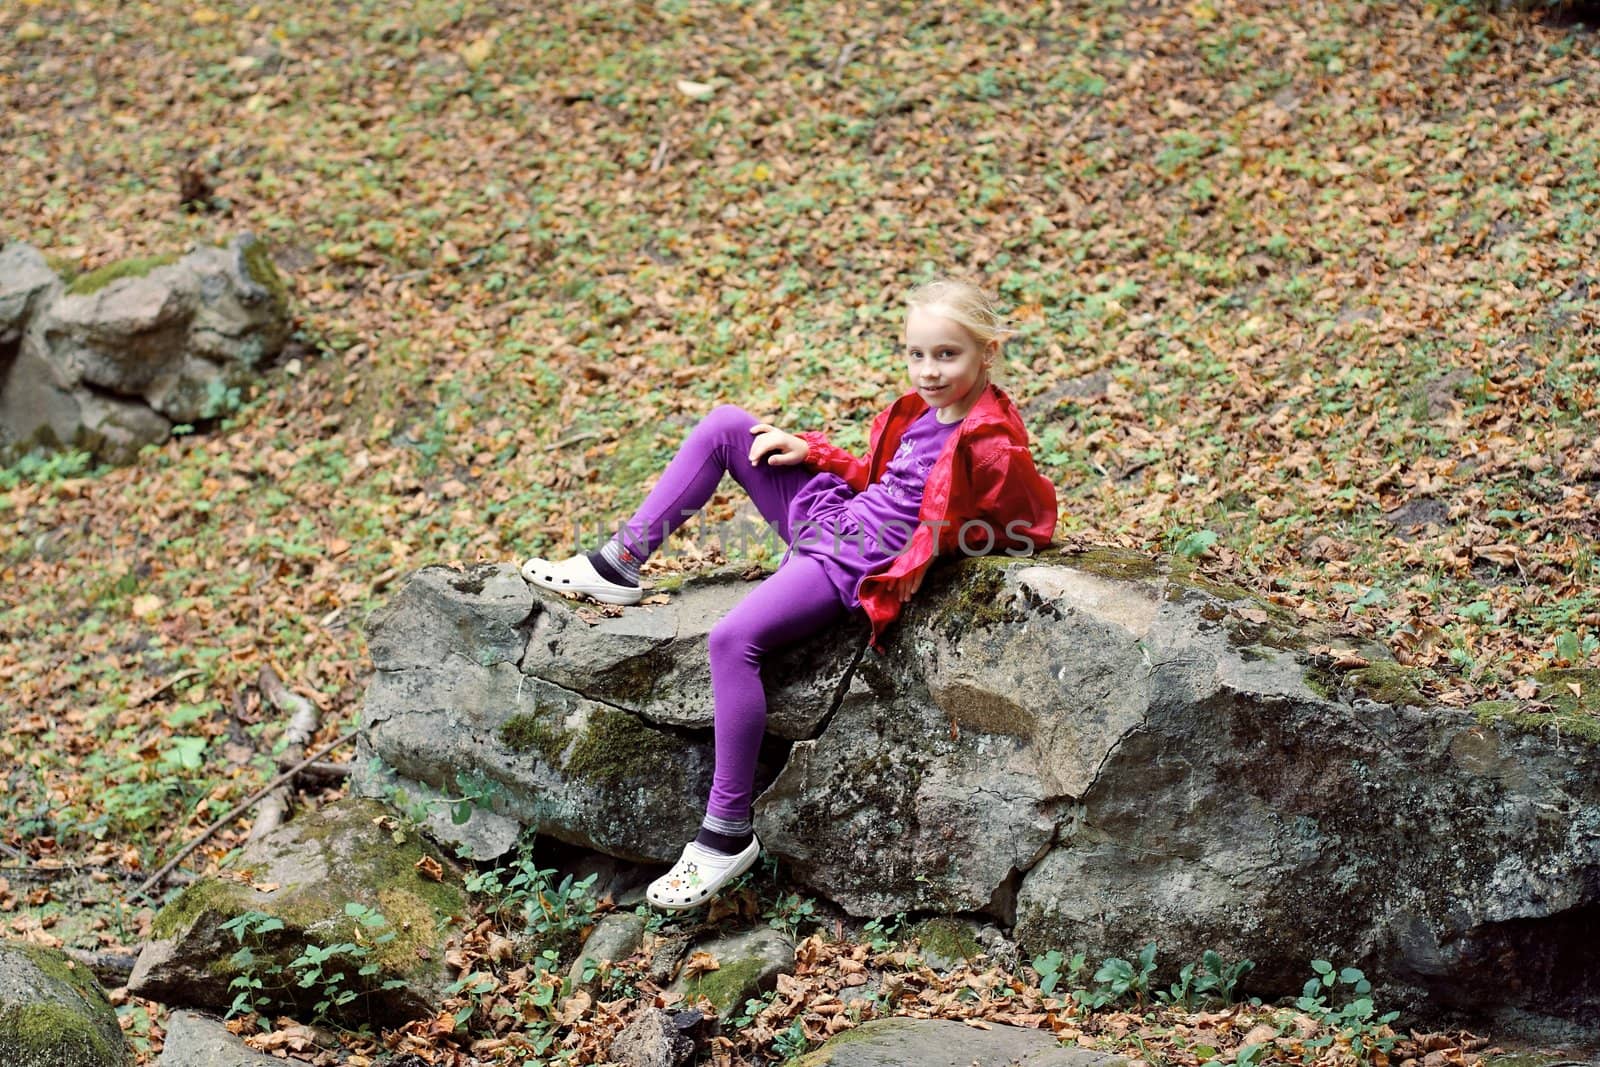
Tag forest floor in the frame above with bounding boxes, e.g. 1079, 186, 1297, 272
2, 0, 1597, 1062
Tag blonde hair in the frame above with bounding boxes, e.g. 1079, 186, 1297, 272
905, 279, 1012, 347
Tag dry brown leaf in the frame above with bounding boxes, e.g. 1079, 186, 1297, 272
681, 951, 721, 980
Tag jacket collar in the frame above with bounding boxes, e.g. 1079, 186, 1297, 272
889, 382, 1014, 431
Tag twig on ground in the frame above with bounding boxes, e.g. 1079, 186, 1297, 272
547, 430, 602, 452
275, 758, 351, 786
248, 666, 322, 843
131, 668, 200, 707
128, 727, 362, 903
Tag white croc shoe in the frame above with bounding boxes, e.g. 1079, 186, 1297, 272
520, 554, 642, 606
646, 836, 761, 912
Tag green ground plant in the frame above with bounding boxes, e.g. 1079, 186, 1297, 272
1294, 960, 1401, 1062
220, 903, 407, 1029
464, 842, 600, 950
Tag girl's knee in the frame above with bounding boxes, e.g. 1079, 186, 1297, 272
707, 617, 758, 664
697, 404, 755, 439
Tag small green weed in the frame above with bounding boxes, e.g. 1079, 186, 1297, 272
764, 892, 819, 939
221, 903, 406, 1028
862, 911, 908, 953
1080, 941, 1159, 1009
1295, 960, 1400, 1062
1157, 949, 1255, 1007
464, 842, 599, 947
1029, 948, 1086, 996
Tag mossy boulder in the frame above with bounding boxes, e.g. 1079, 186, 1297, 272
128, 797, 465, 1028
0, 235, 290, 463
666, 926, 795, 1015
0, 939, 131, 1067
358, 552, 1600, 1038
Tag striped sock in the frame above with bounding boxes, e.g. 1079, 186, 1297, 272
587, 535, 642, 587
694, 812, 753, 856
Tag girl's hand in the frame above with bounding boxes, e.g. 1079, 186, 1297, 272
748, 424, 810, 467
886, 567, 925, 604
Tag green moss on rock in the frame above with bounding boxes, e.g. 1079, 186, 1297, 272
239, 238, 290, 310
151, 877, 243, 941
143, 799, 464, 1025
0, 1002, 124, 1066
0, 943, 127, 1066
1474, 685, 1600, 747
64, 254, 178, 296
1059, 546, 1167, 583
934, 557, 1019, 642
566, 707, 663, 786
499, 711, 569, 765
682, 956, 768, 1014
1346, 661, 1427, 707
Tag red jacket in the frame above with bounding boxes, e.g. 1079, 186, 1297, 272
797, 383, 1058, 650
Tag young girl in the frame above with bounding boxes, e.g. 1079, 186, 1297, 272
521, 279, 1057, 910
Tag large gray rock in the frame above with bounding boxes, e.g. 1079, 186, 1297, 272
358, 563, 866, 863
794, 1018, 1124, 1067
0, 236, 289, 462
357, 550, 1600, 1033
128, 797, 465, 1027
0, 939, 131, 1067
154, 1011, 278, 1067
0, 244, 58, 346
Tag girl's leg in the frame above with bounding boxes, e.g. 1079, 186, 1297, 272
615, 405, 814, 561
703, 554, 847, 825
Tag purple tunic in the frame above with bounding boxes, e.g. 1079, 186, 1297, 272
786, 408, 960, 610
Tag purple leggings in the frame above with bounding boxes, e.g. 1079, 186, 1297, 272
618, 405, 850, 823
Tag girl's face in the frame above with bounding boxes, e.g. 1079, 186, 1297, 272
904, 306, 997, 424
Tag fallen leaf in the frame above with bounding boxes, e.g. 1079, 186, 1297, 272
681, 951, 721, 980
415, 855, 444, 882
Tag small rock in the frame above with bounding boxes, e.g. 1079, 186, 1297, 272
0, 939, 131, 1066
568, 911, 647, 988
648, 934, 692, 986
794, 1017, 1125, 1066
608, 1008, 694, 1067
667, 926, 795, 1015
155, 1011, 278, 1066
128, 797, 465, 1028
